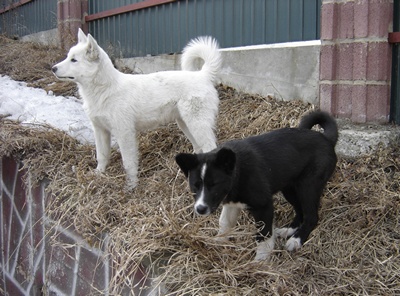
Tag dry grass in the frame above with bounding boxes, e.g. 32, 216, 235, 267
1, 36, 399, 295
0, 35, 77, 96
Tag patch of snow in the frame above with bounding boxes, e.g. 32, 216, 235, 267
0, 75, 95, 144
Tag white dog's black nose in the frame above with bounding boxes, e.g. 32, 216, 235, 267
195, 204, 209, 215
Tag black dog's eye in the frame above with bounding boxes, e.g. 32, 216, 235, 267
194, 181, 202, 190
71, 58, 77, 63
206, 181, 215, 188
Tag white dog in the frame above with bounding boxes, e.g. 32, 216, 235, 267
52, 29, 222, 188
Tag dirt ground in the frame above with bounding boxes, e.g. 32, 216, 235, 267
0, 35, 399, 295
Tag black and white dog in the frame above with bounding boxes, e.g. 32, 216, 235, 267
175, 111, 338, 260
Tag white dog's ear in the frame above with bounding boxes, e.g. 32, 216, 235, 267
86, 34, 100, 61
77, 28, 87, 43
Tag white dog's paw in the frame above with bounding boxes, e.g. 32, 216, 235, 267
125, 178, 138, 191
213, 235, 229, 243
95, 163, 107, 173
275, 227, 297, 238
93, 168, 105, 174
286, 237, 302, 251
210, 235, 230, 247
86, 168, 105, 178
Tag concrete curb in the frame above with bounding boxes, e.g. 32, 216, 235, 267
336, 120, 400, 158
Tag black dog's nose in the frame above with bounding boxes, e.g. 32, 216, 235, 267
195, 204, 209, 215
51, 66, 57, 73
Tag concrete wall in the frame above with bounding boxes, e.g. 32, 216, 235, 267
20, 29, 59, 47
116, 40, 321, 105
219, 41, 320, 104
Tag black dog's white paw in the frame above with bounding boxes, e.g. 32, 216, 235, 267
275, 227, 297, 238
286, 236, 302, 251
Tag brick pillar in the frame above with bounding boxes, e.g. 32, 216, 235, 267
57, 0, 88, 50
320, 0, 393, 123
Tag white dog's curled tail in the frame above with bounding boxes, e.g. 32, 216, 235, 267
181, 36, 222, 83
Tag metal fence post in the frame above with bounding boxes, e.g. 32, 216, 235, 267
390, 0, 400, 124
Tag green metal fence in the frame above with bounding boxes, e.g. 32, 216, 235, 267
87, 0, 322, 57
0, 0, 57, 37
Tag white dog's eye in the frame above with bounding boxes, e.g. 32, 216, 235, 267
71, 58, 77, 63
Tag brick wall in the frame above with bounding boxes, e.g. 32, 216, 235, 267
57, 0, 88, 49
320, 0, 393, 123
0, 156, 151, 295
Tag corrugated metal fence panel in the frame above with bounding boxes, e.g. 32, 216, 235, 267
0, 0, 57, 37
88, 0, 321, 58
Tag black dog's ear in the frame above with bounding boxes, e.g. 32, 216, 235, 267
175, 153, 199, 178
215, 148, 236, 174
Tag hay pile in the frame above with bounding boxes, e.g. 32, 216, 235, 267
1, 36, 399, 295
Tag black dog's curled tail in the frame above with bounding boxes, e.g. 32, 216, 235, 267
298, 111, 339, 146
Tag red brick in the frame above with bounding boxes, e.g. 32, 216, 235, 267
352, 42, 368, 80
31, 183, 44, 207
337, 2, 354, 39
366, 84, 390, 122
31, 186, 44, 236
30, 185, 45, 262
351, 85, 367, 123
14, 170, 29, 220
2, 157, 19, 196
2, 192, 12, 262
4, 273, 25, 295
319, 83, 336, 114
48, 232, 77, 270
320, 3, 337, 40
321, 83, 390, 122
31, 218, 44, 265
75, 276, 94, 296
354, 0, 369, 38
15, 233, 32, 290
78, 247, 108, 292
337, 43, 354, 80
46, 263, 75, 295
367, 1, 392, 38
9, 210, 25, 269
336, 84, 353, 118
366, 42, 392, 81
319, 45, 337, 80
33, 268, 45, 296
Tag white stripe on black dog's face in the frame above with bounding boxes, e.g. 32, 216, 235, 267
194, 164, 209, 215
